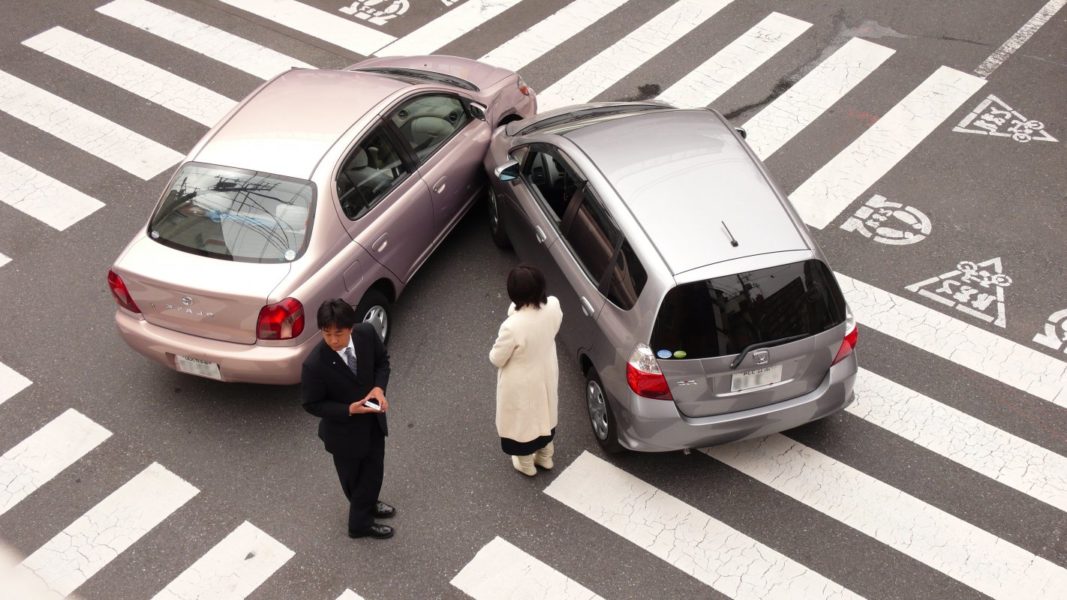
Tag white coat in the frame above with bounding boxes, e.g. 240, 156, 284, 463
489, 296, 563, 443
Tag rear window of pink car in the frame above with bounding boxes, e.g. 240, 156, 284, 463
148, 163, 314, 263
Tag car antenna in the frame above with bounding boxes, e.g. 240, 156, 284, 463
721, 221, 739, 247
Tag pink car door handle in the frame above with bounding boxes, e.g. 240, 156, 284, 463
373, 234, 388, 252
432, 179, 447, 194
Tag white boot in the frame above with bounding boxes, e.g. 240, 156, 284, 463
534, 442, 554, 470
511, 454, 536, 476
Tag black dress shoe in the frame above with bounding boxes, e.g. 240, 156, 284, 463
349, 523, 394, 539
373, 501, 396, 519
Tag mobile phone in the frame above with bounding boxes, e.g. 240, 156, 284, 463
364, 399, 381, 411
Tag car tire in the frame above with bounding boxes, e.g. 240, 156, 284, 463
585, 368, 624, 454
355, 289, 391, 345
487, 186, 512, 250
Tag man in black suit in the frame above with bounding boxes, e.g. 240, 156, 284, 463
302, 299, 396, 539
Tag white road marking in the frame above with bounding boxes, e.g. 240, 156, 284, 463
1033, 309, 1067, 353
336, 590, 366, 600
975, 0, 1067, 77
840, 194, 931, 245
16, 462, 199, 597
906, 257, 1011, 327
789, 66, 985, 229
0, 152, 105, 231
836, 272, 1067, 407
24, 27, 237, 128
0, 70, 183, 180
850, 368, 1067, 512
704, 435, 1067, 600
451, 536, 604, 600
478, 0, 631, 72
536, 0, 735, 112
0, 361, 32, 406
545, 452, 861, 599
97, 0, 313, 79
657, 12, 811, 108
151, 521, 294, 600
0, 410, 112, 518
0, 252, 9, 269
376, 0, 524, 57
217, 0, 395, 56
744, 38, 895, 159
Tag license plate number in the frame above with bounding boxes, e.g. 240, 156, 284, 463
731, 364, 783, 392
174, 355, 222, 380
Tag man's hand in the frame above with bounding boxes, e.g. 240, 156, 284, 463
349, 387, 388, 414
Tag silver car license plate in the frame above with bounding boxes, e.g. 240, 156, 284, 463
174, 355, 222, 380
731, 364, 783, 392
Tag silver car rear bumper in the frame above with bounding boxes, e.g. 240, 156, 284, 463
614, 354, 858, 452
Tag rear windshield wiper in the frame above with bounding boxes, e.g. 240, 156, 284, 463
729, 334, 807, 369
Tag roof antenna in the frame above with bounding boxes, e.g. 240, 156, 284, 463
721, 221, 739, 247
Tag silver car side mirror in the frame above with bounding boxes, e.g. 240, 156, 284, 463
469, 102, 487, 121
495, 160, 520, 182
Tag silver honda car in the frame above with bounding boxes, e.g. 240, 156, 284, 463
484, 102, 858, 452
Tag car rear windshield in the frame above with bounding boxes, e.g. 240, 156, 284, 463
651, 260, 846, 359
148, 163, 314, 263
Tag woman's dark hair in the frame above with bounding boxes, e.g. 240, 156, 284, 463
316, 299, 357, 330
507, 265, 547, 310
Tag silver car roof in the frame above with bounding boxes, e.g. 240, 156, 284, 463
560, 109, 808, 276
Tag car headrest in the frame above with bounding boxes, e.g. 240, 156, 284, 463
351, 148, 368, 169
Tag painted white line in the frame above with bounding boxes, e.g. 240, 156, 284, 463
0, 409, 112, 518
975, 0, 1067, 77
657, 12, 811, 108
790, 66, 985, 229
479, 0, 630, 72
97, 0, 312, 80
217, 0, 394, 57
24, 27, 236, 128
0, 252, 9, 269
451, 536, 604, 600
336, 590, 366, 600
545, 452, 860, 599
836, 272, 1067, 407
152, 521, 294, 600
0, 70, 183, 180
17, 462, 199, 597
536, 0, 735, 112
744, 38, 895, 160
377, 0, 524, 57
0, 151, 105, 231
704, 435, 1067, 600
0, 361, 32, 406
850, 368, 1067, 512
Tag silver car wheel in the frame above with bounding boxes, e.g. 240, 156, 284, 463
363, 305, 389, 342
587, 379, 609, 440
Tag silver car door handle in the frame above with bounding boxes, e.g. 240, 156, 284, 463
580, 296, 594, 317
432, 180, 447, 194
373, 234, 388, 252
535, 226, 546, 244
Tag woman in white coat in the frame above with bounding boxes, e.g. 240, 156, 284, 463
489, 265, 563, 476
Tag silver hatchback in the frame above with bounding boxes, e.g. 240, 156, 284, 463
484, 103, 858, 452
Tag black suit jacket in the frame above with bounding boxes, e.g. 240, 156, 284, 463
301, 323, 390, 457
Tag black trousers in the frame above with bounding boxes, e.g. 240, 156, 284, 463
331, 436, 385, 533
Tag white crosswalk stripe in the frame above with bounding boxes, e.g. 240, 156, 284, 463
536, 0, 735, 112
790, 66, 986, 228
0, 252, 9, 269
849, 368, 1067, 512
0, 69, 183, 180
657, 12, 811, 108
151, 521, 293, 600
479, 0, 631, 72
217, 0, 395, 56
16, 462, 199, 597
0, 361, 32, 407
743, 38, 895, 160
24, 26, 236, 127
0, 409, 112, 518
377, 0, 525, 57
336, 590, 365, 600
704, 435, 1067, 600
97, 0, 312, 79
0, 151, 105, 231
546, 452, 861, 599
451, 536, 604, 600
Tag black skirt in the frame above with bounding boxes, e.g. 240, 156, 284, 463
500, 428, 555, 455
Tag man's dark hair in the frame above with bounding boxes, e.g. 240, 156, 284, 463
316, 299, 358, 330
507, 265, 547, 310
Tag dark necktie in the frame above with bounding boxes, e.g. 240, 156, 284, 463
344, 347, 357, 377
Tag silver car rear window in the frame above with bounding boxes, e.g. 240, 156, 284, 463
651, 260, 846, 359
148, 163, 314, 264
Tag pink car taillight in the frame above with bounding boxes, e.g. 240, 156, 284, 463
626, 343, 673, 400
831, 306, 858, 366
257, 298, 305, 340
517, 76, 532, 96
107, 269, 141, 314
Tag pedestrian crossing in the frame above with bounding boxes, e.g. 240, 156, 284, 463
2, 0, 1065, 597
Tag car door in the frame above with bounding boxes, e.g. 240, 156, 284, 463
335, 122, 434, 283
